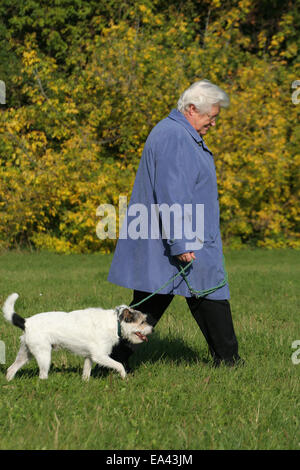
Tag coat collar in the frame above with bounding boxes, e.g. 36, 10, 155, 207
167, 109, 212, 154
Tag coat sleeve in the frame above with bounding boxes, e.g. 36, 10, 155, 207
152, 125, 199, 256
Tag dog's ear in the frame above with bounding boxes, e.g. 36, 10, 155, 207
120, 308, 134, 323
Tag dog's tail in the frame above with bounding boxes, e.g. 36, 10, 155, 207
2, 293, 25, 330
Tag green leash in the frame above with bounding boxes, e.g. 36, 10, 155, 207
178, 257, 228, 297
117, 320, 122, 337
130, 257, 228, 308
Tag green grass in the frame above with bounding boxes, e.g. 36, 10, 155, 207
0, 249, 299, 450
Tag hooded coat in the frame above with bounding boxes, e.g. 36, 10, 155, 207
107, 109, 229, 300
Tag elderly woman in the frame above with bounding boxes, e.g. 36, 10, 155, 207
108, 80, 243, 370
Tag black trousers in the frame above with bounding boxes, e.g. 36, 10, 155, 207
111, 290, 241, 368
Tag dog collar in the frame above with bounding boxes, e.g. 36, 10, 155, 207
117, 320, 122, 338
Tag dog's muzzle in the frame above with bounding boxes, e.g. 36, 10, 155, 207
135, 332, 149, 342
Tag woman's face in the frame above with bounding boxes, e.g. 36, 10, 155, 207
184, 104, 220, 136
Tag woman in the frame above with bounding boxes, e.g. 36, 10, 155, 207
108, 80, 243, 371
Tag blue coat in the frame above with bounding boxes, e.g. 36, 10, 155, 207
107, 109, 230, 300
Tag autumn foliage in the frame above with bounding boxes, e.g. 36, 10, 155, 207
0, 0, 299, 253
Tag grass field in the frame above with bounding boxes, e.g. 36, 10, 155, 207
0, 249, 299, 450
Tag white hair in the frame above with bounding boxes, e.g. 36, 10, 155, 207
177, 79, 230, 114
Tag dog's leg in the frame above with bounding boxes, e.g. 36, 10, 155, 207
82, 357, 93, 381
29, 344, 52, 379
91, 354, 127, 379
6, 340, 31, 381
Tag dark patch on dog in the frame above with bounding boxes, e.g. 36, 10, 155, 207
121, 308, 135, 323
12, 313, 25, 330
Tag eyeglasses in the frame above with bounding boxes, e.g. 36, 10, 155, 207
206, 113, 219, 123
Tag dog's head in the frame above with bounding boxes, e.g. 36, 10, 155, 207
115, 305, 154, 344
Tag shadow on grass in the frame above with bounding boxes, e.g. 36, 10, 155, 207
0, 334, 210, 381
0, 363, 85, 381
91, 334, 210, 378
132, 332, 209, 368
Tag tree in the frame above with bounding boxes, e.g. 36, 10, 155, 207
0, 0, 299, 252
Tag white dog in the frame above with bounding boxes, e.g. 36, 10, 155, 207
3, 293, 153, 381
